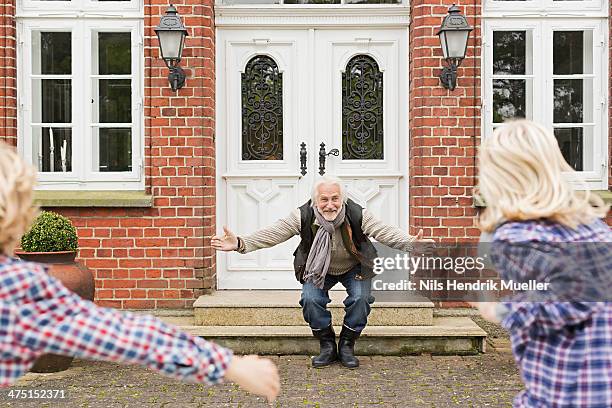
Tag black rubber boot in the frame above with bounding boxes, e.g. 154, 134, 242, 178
338, 326, 360, 368
311, 325, 337, 368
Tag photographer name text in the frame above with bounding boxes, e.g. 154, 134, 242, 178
372, 279, 550, 291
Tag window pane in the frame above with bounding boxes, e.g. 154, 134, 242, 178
554, 79, 583, 123
223, 0, 279, 4
98, 32, 131, 75
32, 79, 71, 123
99, 79, 131, 123
342, 55, 384, 160
241, 56, 283, 161
554, 128, 583, 171
553, 31, 583, 75
35, 32, 71, 75
98, 128, 132, 172
492, 79, 526, 123
344, 0, 400, 3
493, 31, 526, 75
33, 127, 72, 172
284, 0, 340, 3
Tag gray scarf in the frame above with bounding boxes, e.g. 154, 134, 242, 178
303, 204, 346, 289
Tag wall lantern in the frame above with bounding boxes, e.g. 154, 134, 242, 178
154, 4, 189, 91
436, 4, 473, 91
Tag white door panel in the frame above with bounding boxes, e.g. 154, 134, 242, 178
315, 29, 408, 231
217, 28, 408, 289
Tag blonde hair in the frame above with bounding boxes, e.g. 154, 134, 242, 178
311, 175, 348, 204
478, 120, 609, 232
0, 142, 38, 254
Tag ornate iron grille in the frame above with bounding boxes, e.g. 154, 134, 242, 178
241, 56, 283, 160
342, 55, 384, 160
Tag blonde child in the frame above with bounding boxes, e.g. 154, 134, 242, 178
473, 120, 611, 408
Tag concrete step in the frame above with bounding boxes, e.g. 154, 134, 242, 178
193, 290, 434, 326
159, 315, 486, 355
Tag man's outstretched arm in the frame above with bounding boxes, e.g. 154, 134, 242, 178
212, 209, 301, 254
361, 209, 429, 252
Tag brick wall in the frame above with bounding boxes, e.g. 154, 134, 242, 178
74, 0, 218, 308
0, 1, 16, 145
2, 0, 218, 309
409, 0, 482, 242
0, 1, 610, 309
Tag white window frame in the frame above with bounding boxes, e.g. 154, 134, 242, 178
17, 8, 144, 190
19, 0, 141, 15
484, 0, 607, 16
483, 17, 609, 189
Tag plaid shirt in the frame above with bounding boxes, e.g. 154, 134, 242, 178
0, 256, 232, 387
491, 219, 612, 408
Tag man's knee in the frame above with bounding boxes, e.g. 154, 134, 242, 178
300, 294, 328, 309
345, 292, 374, 308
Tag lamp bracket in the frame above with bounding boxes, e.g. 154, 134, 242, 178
440, 59, 459, 91
168, 65, 186, 92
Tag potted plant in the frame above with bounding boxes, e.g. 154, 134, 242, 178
15, 210, 94, 373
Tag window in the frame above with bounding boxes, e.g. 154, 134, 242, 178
483, 12, 608, 189
20, 0, 140, 13
484, 0, 606, 14
221, 0, 400, 5
17, 1, 143, 190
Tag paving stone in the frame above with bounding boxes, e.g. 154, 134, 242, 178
1, 350, 523, 407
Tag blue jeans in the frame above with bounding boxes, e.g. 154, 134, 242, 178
299, 264, 374, 333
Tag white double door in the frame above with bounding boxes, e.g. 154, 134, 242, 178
217, 28, 408, 289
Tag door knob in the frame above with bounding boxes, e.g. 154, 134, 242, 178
299, 142, 307, 176
318, 142, 339, 176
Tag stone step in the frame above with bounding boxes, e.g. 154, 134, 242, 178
193, 290, 434, 326
160, 316, 486, 355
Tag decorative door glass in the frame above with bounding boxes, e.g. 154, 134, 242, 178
341, 55, 383, 160
241, 55, 284, 161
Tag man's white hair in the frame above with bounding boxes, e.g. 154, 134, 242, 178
311, 175, 347, 204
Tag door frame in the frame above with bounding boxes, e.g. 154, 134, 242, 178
215, 7, 410, 290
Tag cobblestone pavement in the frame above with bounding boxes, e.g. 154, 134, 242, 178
2, 346, 522, 408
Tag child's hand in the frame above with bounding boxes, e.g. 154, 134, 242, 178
224, 355, 280, 402
468, 301, 501, 323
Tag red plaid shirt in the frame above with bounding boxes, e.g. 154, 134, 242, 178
0, 256, 232, 387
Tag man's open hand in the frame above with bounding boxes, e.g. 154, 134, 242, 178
411, 229, 436, 253
211, 226, 239, 252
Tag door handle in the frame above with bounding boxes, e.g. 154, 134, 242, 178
300, 142, 307, 176
318, 142, 339, 176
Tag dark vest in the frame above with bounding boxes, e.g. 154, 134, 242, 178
293, 198, 378, 283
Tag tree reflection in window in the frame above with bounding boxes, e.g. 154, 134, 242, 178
241, 55, 283, 160
342, 55, 384, 160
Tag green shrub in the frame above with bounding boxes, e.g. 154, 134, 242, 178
20, 211, 78, 252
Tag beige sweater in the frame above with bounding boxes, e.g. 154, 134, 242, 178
238, 208, 416, 276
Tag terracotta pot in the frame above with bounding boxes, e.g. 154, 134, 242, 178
15, 250, 95, 373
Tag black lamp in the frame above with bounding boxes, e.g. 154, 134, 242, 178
437, 4, 473, 91
154, 4, 189, 92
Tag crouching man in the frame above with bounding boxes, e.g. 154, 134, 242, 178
212, 176, 433, 368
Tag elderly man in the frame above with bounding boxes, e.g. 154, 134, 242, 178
212, 176, 430, 368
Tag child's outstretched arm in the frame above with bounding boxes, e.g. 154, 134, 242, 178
4, 263, 279, 401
